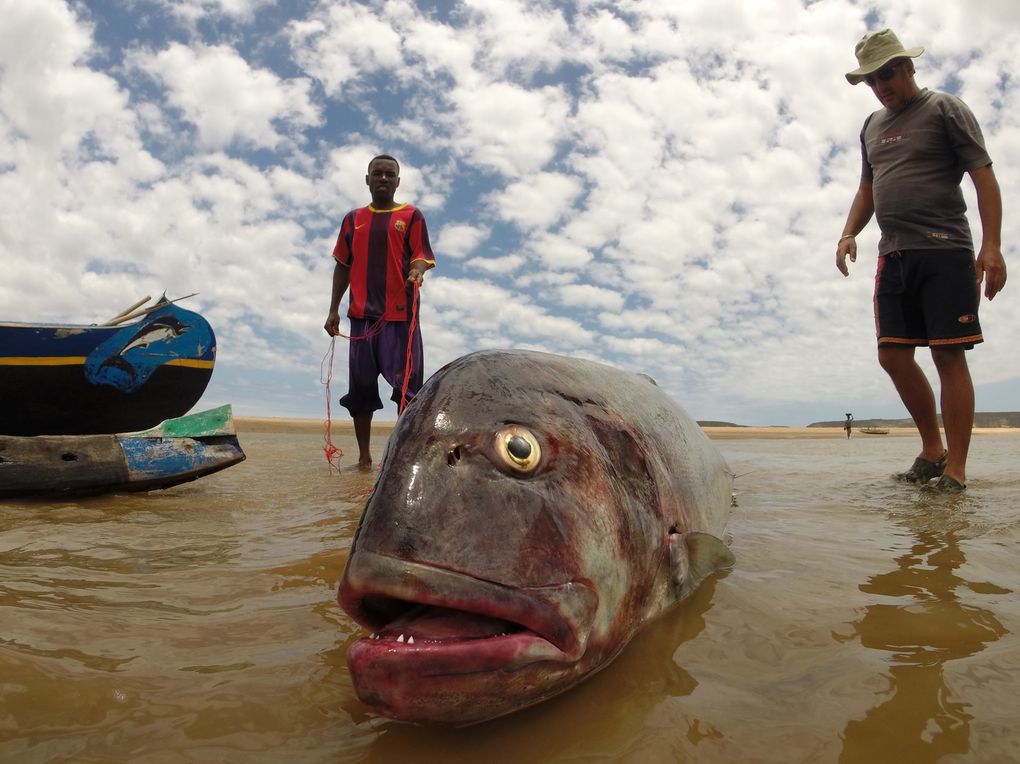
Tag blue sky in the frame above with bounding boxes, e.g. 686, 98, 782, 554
1, 0, 1017, 426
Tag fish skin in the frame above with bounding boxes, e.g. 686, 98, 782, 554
338, 349, 734, 725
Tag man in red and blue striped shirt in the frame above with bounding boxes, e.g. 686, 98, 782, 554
324, 155, 436, 467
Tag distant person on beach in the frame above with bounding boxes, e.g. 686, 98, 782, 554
844, 413, 853, 439
835, 30, 1007, 492
324, 155, 435, 468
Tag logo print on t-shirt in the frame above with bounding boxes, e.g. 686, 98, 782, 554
395, 220, 406, 232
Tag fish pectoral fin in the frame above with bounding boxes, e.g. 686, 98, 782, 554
669, 531, 735, 598
686, 532, 735, 578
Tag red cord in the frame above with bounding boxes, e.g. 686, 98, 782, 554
322, 281, 421, 470
398, 281, 420, 415
321, 337, 343, 472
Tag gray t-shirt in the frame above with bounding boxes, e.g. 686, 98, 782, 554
860, 88, 992, 255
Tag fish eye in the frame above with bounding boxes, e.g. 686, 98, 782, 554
495, 426, 542, 474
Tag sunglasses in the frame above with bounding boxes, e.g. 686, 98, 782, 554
864, 61, 903, 87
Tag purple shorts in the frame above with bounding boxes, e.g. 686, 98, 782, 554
339, 319, 424, 415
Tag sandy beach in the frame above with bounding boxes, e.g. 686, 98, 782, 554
234, 416, 1019, 439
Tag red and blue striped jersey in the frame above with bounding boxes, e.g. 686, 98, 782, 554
332, 204, 436, 321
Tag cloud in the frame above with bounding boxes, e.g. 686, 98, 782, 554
287, 3, 406, 97
434, 222, 491, 260
129, 42, 320, 150
466, 253, 526, 275
155, 0, 275, 24
558, 283, 625, 312
492, 172, 585, 230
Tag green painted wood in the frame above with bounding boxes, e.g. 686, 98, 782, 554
133, 405, 236, 439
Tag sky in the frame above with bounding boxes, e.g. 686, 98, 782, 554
1, 0, 1017, 427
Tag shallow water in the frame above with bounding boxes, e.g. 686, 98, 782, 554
1, 429, 1018, 763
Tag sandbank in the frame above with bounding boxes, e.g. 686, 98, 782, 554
233, 417, 1018, 439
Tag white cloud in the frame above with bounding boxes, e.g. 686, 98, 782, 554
153, 0, 276, 26
458, 0, 572, 77
129, 42, 320, 150
287, 3, 405, 96
466, 254, 526, 275
558, 283, 625, 312
446, 81, 573, 177
494, 172, 584, 230
434, 222, 491, 260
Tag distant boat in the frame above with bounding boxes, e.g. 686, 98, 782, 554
0, 405, 245, 499
860, 427, 890, 435
0, 295, 216, 436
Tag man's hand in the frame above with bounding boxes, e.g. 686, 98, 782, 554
324, 310, 341, 336
836, 235, 857, 277
976, 244, 1007, 300
406, 266, 426, 287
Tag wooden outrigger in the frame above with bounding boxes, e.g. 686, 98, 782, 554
0, 405, 245, 499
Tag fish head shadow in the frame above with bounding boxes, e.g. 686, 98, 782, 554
338, 349, 734, 725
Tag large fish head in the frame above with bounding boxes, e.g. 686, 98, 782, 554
338, 350, 721, 724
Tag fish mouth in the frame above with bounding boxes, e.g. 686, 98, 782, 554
340, 551, 598, 678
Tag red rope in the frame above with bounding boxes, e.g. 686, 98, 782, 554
398, 281, 420, 415
322, 281, 422, 469
321, 337, 343, 472
333, 317, 386, 342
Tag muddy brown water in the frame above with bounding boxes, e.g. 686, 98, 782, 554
2, 428, 1018, 763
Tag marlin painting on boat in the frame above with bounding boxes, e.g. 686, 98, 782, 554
0, 295, 217, 436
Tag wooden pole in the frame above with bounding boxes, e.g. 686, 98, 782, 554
102, 296, 152, 325
102, 293, 198, 326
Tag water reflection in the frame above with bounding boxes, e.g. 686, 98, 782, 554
840, 498, 1011, 762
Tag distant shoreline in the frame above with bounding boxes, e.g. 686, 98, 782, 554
234, 417, 1020, 439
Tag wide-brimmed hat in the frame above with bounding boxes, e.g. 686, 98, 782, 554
845, 29, 924, 85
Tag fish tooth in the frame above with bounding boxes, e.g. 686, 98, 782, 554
397, 634, 405, 643
408, 636, 415, 645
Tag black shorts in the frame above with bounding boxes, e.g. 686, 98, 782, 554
874, 249, 983, 349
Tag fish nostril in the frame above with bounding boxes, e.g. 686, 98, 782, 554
447, 446, 463, 466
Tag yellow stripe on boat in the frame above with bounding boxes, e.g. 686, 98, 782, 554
165, 359, 215, 369
0, 356, 88, 366
0, 357, 214, 368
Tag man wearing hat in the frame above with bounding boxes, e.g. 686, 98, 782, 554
835, 29, 1007, 491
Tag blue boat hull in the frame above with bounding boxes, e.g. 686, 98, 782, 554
0, 300, 216, 436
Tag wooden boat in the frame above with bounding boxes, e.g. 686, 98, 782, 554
0, 405, 245, 499
860, 427, 890, 435
0, 295, 216, 436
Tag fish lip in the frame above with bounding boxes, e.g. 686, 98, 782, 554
339, 551, 598, 671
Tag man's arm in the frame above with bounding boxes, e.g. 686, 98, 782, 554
836, 179, 875, 276
405, 210, 435, 286
969, 164, 1007, 300
324, 261, 351, 336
